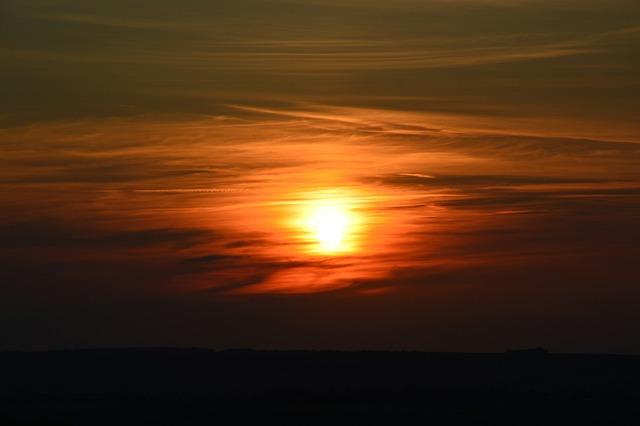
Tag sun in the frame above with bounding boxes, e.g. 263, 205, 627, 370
288, 189, 363, 256
308, 204, 349, 252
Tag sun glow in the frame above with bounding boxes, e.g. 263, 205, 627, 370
308, 204, 349, 252
298, 194, 360, 255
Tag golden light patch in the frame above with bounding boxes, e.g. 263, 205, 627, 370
308, 203, 349, 252
297, 193, 361, 255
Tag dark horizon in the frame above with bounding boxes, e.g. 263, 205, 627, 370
1, 346, 633, 356
3, 347, 640, 424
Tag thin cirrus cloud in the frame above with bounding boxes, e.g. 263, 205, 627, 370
1, 106, 639, 299
3, 0, 639, 139
4, 0, 639, 72
1, 0, 640, 351
0, 29, 619, 70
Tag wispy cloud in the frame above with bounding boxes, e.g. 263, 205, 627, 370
2, 107, 638, 298
1, 0, 640, 351
0, 36, 597, 70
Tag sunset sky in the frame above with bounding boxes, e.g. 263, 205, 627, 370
1, 0, 639, 352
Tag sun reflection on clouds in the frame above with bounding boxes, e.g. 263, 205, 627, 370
225, 180, 445, 295
7, 107, 636, 298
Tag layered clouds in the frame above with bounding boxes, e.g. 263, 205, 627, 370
1, 0, 640, 351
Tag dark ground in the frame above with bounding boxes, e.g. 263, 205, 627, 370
1, 348, 639, 425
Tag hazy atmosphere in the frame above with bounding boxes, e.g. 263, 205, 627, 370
1, 0, 639, 352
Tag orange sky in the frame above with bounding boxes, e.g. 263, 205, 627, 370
1, 0, 640, 352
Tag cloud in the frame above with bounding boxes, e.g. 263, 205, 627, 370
0, 36, 595, 71
0, 101, 639, 300
0, 220, 217, 250
6, 1, 639, 73
1, 0, 640, 353
378, 173, 616, 188
0, 116, 638, 355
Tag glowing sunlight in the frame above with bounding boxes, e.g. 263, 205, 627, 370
297, 193, 362, 255
308, 203, 349, 252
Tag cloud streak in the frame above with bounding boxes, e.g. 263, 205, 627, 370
1, 0, 640, 352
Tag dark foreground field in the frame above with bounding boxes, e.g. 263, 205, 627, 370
1, 348, 639, 425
